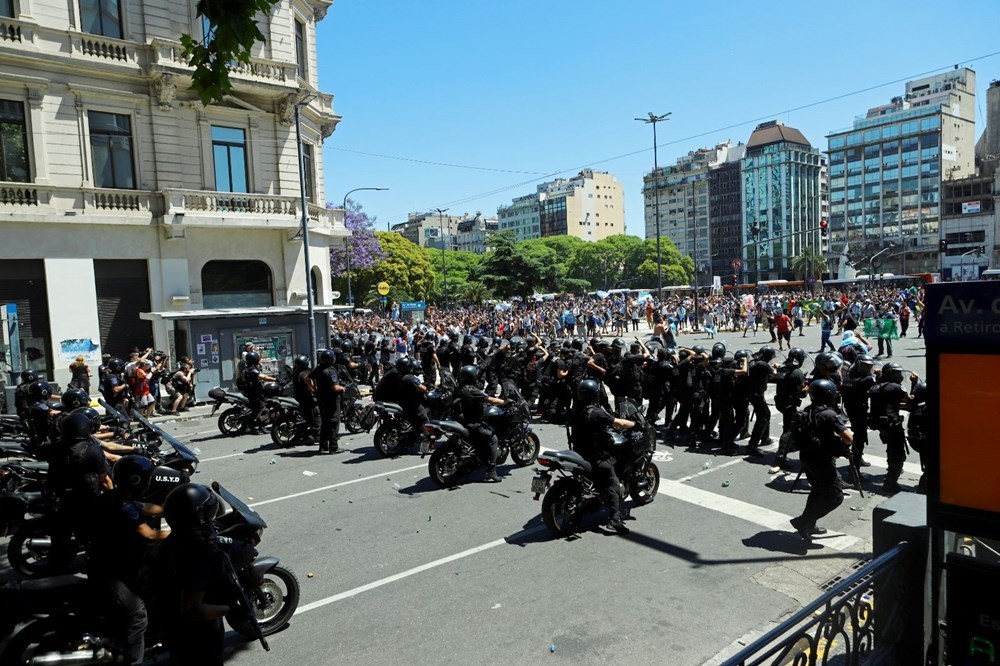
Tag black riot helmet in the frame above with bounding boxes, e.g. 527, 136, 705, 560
629, 343, 643, 355
395, 356, 412, 374
815, 352, 844, 376
293, 354, 310, 371
448, 330, 460, 343
589, 337, 601, 349
734, 349, 751, 362
340, 340, 354, 355
72, 406, 102, 433
60, 411, 96, 443
576, 379, 601, 406
108, 358, 126, 374
911, 380, 927, 404
28, 381, 52, 402
571, 338, 584, 351
20, 369, 38, 384
851, 354, 875, 376
477, 337, 490, 349
880, 362, 904, 384
463, 335, 474, 346
787, 347, 807, 367
808, 379, 840, 407
612, 337, 626, 350
691, 345, 707, 356
163, 483, 221, 534
317, 349, 335, 367
61, 388, 90, 411
711, 342, 727, 359
261, 382, 281, 398
509, 336, 525, 350
459, 365, 479, 386
244, 351, 261, 367
112, 455, 155, 500
330, 335, 343, 351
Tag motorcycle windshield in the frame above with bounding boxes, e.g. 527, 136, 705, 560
211, 481, 267, 530
98, 399, 130, 428
130, 409, 200, 466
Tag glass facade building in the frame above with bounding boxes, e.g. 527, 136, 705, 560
826, 107, 943, 272
741, 122, 823, 281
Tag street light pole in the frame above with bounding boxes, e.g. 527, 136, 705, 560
636, 111, 672, 299
434, 208, 449, 308
341, 187, 389, 309
294, 95, 318, 361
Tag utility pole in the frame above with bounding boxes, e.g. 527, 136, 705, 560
635, 111, 672, 299
435, 208, 449, 307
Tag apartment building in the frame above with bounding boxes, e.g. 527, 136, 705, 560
497, 169, 625, 242
0, 0, 343, 393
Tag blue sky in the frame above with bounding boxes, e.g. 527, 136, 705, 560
317, 0, 1000, 237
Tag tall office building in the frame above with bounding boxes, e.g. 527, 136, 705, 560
0, 0, 343, 391
642, 142, 740, 275
391, 212, 463, 249
825, 68, 977, 276
708, 143, 746, 279
497, 169, 625, 242
741, 121, 824, 281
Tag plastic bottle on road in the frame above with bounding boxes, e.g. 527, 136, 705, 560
703, 461, 712, 470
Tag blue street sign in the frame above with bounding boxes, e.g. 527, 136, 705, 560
400, 301, 426, 312
380, 296, 388, 303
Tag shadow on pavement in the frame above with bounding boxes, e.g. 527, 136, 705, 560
621, 528, 863, 566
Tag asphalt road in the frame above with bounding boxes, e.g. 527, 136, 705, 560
155, 325, 927, 665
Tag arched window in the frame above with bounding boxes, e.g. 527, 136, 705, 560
202, 260, 273, 308
311, 266, 323, 305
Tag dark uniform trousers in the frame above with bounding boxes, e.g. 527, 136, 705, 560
799, 449, 844, 528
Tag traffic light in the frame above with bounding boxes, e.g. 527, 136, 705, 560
731, 274, 738, 286
819, 220, 828, 237
940, 239, 948, 253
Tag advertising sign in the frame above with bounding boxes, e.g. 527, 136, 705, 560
962, 200, 982, 214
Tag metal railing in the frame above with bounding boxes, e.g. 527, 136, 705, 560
724, 542, 911, 666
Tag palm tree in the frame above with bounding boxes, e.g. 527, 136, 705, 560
790, 246, 829, 281
463, 281, 491, 306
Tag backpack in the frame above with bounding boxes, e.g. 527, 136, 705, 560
788, 406, 830, 456
234, 359, 248, 392
605, 363, 625, 395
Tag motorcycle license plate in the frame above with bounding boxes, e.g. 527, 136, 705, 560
531, 476, 547, 495
419, 438, 431, 455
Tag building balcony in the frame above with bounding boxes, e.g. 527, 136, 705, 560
163, 188, 302, 228
0, 15, 28, 44
0, 18, 144, 71
150, 39, 299, 94
0, 181, 158, 224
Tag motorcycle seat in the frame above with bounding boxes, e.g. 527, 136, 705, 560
547, 450, 592, 473
429, 420, 469, 439
374, 402, 403, 413
274, 397, 299, 408
13, 574, 88, 595
14, 460, 48, 472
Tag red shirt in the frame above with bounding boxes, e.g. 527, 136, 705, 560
775, 314, 792, 333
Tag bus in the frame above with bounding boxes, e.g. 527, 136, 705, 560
822, 273, 934, 290
982, 269, 1000, 281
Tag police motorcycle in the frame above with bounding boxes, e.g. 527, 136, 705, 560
371, 368, 459, 458
4, 406, 199, 578
210, 379, 293, 437
531, 398, 660, 537
422, 381, 539, 488
0, 482, 298, 664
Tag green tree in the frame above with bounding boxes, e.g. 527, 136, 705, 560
463, 281, 491, 306
637, 237, 694, 287
423, 248, 482, 304
474, 231, 545, 300
573, 234, 646, 289
790, 246, 829, 280
350, 233, 435, 302
181, 0, 281, 104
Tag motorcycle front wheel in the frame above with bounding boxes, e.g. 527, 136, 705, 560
541, 480, 582, 538
509, 431, 541, 467
218, 407, 247, 437
344, 405, 365, 434
428, 443, 463, 488
229, 564, 301, 638
270, 414, 300, 447
374, 422, 404, 457
629, 462, 660, 505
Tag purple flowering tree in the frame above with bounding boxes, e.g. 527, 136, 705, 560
328, 199, 385, 303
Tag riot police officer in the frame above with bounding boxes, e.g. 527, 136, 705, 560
771, 347, 808, 472
240, 352, 275, 434
907, 377, 928, 491
868, 362, 909, 494
455, 365, 506, 482
291, 355, 317, 444
746, 346, 777, 455
310, 349, 344, 454
841, 354, 876, 470
569, 379, 636, 535
789, 379, 854, 542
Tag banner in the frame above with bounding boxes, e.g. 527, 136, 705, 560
59, 338, 102, 364
863, 318, 900, 340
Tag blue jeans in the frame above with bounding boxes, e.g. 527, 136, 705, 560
820, 330, 835, 351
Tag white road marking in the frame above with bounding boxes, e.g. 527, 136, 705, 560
657, 480, 860, 551
295, 525, 546, 615
249, 463, 427, 508
200, 451, 248, 462
675, 458, 743, 483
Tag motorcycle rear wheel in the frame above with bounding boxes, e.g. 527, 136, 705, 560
7, 519, 76, 578
629, 462, 660, 505
218, 407, 247, 437
229, 564, 300, 638
541, 481, 581, 538
509, 431, 540, 467
428, 444, 462, 488
374, 422, 404, 457
344, 405, 365, 434
270, 414, 300, 447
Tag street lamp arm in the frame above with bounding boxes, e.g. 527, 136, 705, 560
340, 187, 389, 307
